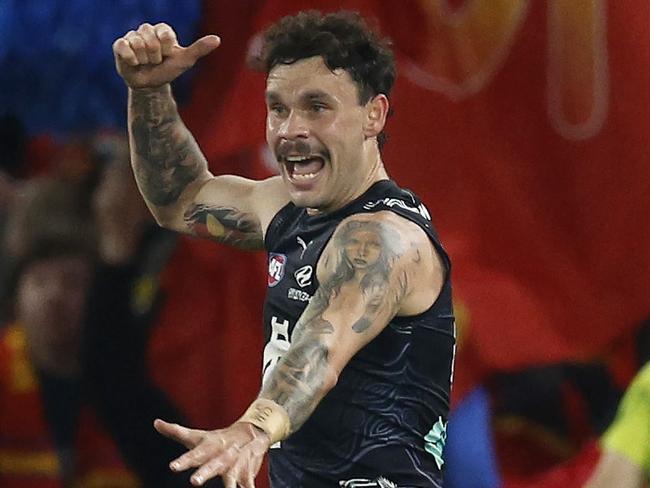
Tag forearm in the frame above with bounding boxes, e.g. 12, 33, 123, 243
259, 334, 338, 433
128, 85, 210, 225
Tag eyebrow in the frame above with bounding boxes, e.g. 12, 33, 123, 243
302, 90, 335, 104
264, 90, 336, 104
265, 91, 281, 104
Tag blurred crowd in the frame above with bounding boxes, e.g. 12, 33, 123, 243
0, 119, 265, 487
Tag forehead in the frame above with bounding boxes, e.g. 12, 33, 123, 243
266, 56, 358, 101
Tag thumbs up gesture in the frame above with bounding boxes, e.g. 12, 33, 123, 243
113, 23, 220, 89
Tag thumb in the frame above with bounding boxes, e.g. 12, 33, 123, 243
184, 34, 221, 62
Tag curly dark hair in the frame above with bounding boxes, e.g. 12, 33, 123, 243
257, 10, 396, 147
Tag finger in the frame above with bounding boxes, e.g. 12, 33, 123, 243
241, 468, 256, 488
221, 451, 250, 488
154, 23, 178, 57
154, 419, 204, 449
113, 38, 139, 66
137, 22, 162, 64
125, 30, 150, 65
220, 472, 237, 488
183, 35, 221, 63
171, 445, 216, 472
189, 457, 229, 487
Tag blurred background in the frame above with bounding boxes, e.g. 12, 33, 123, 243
0, 0, 648, 487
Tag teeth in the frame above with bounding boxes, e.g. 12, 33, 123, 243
286, 156, 310, 162
293, 173, 317, 180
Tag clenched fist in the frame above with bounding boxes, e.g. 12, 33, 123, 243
113, 23, 220, 89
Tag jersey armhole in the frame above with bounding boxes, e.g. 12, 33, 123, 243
263, 202, 296, 250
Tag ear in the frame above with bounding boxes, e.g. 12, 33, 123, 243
363, 94, 389, 139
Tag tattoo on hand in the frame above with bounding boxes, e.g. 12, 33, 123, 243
184, 204, 263, 249
130, 89, 202, 207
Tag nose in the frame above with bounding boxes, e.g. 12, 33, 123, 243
358, 243, 369, 257
278, 110, 309, 139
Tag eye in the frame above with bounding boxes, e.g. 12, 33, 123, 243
269, 104, 287, 115
310, 103, 328, 113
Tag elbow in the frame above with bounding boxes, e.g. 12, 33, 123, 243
322, 364, 340, 394
148, 204, 187, 234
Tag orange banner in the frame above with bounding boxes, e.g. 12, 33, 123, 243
181, 0, 650, 401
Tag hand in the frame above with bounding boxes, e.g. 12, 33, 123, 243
113, 23, 220, 89
154, 419, 271, 488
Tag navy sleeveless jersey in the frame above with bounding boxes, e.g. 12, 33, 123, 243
262, 180, 455, 488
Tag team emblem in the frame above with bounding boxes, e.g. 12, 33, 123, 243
268, 253, 287, 287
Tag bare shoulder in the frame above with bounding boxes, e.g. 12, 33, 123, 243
320, 211, 443, 316
251, 175, 291, 232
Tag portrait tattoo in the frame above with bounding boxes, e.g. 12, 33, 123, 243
261, 218, 409, 431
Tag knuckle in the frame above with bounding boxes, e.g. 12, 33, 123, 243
129, 36, 145, 49
159, 30, 175, 41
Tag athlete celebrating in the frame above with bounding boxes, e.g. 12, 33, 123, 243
112, 11, 455, 488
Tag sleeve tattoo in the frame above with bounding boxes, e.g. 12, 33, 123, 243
129, 89, 203, 207
260, 218, 409, 432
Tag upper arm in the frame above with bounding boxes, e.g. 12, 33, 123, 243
296, 211, 442, 375
164, 174, 290, 250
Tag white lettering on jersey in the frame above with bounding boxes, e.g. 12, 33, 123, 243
362, 198, 432, 221
262, 316, 291, 386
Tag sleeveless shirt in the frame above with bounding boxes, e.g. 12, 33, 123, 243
263, 180, 455, 488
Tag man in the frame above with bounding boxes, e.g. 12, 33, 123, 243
0, 178, 138, 487
113, 11, 455, 488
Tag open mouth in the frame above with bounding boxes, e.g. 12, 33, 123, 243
285, 155, 325, 182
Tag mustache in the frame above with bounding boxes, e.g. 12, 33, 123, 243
275, 139, 329, 162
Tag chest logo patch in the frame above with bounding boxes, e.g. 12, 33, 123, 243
268, 253, 287, 287
294, 265, 313, 288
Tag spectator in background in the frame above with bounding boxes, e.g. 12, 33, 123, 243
83, 133, 219, 487
582, 359, 650, 488
444, 318, 650, 488
0, 178, 138, 487
83, 131, 270, 487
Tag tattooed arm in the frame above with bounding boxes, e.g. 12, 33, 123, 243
258, 211, 443, 429
153, 211, 444, 486
115, 23, 289, 251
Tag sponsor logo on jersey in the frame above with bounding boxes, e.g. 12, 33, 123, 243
339, 477, 397, 488
288, 287, 312, 302
267, 253, 287, 287
296, 236, 313, 259
363, 198, 432, 221
294, 265, 313, 288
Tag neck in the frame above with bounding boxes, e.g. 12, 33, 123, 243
307, 141, 388, 216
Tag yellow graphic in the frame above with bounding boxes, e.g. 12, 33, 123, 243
404, 0, 529, 99
206, 213, 227, 238
131, 275, 158, 316
6, 325, 38, 393
407, 0, 609, 140
548, 0, 609, 139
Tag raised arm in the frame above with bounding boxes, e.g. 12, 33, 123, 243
154, 211, 444, 487
113, 23, 288, 250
